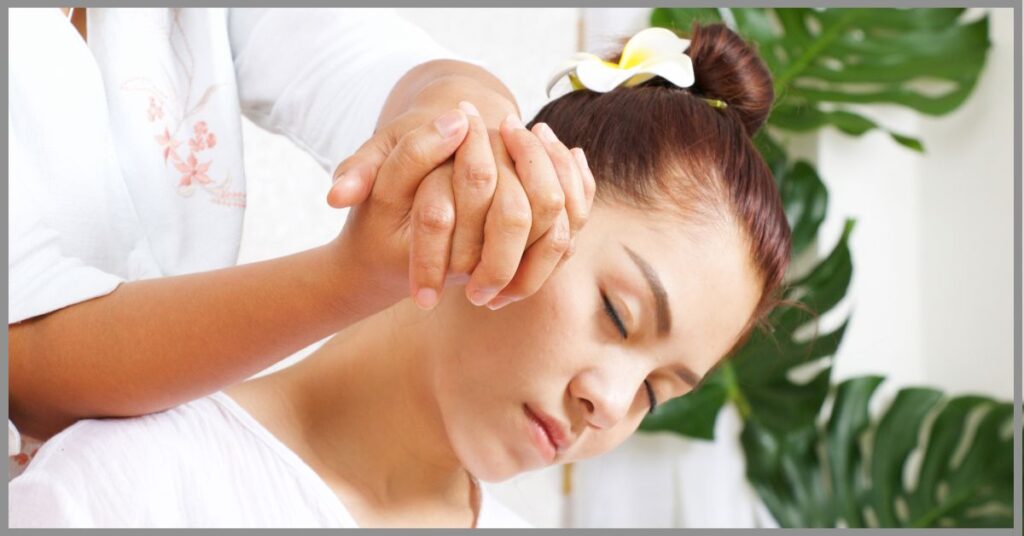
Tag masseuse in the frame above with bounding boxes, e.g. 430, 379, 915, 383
8, 7, 593, 468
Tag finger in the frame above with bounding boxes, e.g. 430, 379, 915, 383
499, 114, 564, 248
327, 137, 389, 208
486, 209, 571, 310
409, 167, 456, 310
464, 173, 532, 306
572, 147, 597, 211
531, 122, 587, 258
373, 108, 469, 205
448, 101, 498, 278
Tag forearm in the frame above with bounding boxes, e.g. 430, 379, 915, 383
9, 241, 384, 439
378, 59, 520, 130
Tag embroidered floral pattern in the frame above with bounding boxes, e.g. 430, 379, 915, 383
120, 11, 245, 208
147, 96, 164, 122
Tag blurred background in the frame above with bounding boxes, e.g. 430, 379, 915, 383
237, 8, 1016, 528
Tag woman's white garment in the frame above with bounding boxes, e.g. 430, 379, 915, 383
8, 393, 531, 528
8, 8, 462, 467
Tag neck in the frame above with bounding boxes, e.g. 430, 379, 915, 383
231, 301, 475, 526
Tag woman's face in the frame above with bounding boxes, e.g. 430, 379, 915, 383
426, 201, 763, 482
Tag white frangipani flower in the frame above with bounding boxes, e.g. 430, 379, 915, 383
546, 27, 696, 97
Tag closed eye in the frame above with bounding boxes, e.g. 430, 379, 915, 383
601, 291, 628, 339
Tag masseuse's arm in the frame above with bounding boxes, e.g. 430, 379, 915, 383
229, 9, 590, 308
8, 109, 471, 441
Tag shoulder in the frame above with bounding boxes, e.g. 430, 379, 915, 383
9, 394, 261, 527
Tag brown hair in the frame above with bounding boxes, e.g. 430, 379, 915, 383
528, 22, 790, 337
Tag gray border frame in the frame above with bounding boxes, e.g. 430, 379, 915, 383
2, 1, 1020, 535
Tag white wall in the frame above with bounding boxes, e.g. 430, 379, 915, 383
236, 8, 1016, 528
817, 8, 1015, 401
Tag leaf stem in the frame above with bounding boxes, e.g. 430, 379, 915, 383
773, 9, 860, 103
722, 363, 752, 419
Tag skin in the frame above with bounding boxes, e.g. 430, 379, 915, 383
11, 9, 591, 439
226, 201, 763, 527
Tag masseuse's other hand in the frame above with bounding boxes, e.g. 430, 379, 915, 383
329, 101, 594, 311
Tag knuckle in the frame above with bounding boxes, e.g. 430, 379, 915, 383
497, 208, 532, 233
399, 135, 432, 167
411, 258, 445, 282
535, 189, 565, 218
450, 249, 481, 275
548, 230, 572, 256
464, 163, 497, 187
415, 204, 455, 233
477, 267, 515, 289
568, 209, 589, 233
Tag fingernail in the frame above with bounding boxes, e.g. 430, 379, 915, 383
331, 170, 350, 187
504, 114, 525, 130
468, 287, 497, 306
486, 296, 516, 311
415, 288, 439, 310
458, 101, 480, 117
434, 109, 466, 139
536, 123, 559, 144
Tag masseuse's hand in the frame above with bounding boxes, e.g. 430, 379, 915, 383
411, 103, 597, 310
329, 104, 594, 311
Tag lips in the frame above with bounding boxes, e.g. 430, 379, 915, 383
524, 404, 569, 462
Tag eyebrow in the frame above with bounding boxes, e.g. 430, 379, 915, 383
621, 244, 704, 388
621, 244, 672, 336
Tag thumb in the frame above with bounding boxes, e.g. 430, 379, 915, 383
372, 108, 469, 203
327, 139, 389, 208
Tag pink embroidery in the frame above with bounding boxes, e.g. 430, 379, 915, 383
120, 11, 245, 208
155, 127, 181, 164
147, 96, 164, 122
175, 152, 212, 188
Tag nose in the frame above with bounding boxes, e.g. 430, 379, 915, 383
568, 355, 648, 430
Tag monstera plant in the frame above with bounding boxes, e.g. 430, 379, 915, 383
637, 8, 1014, 528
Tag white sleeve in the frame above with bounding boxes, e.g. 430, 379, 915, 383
228, 8, 468, 172
9, 472, 97, 528
8, 117, 124, 325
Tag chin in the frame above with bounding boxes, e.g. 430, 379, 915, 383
451, 433, 530, 484
459, 447, 524, 483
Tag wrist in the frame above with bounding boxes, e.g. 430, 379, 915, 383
379, 60, 519, 129
411, 74, 519, 128
322, 238, 403, 322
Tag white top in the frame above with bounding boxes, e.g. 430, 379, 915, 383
8, 7, 461, 459
8, 392, 532, 528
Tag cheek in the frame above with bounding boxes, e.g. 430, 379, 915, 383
444, 268, 594, 384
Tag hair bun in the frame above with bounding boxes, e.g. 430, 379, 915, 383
686, 22, 774, 136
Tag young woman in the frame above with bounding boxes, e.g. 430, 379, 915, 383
9, 23, 791, 528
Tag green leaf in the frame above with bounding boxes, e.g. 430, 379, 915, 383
650, 7, 721, 32
638, 370, 728, 440
744, 378, 1016, 528
778, 160, 828, 257
651, 8, 992, 149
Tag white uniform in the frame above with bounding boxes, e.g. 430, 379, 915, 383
8, 393, 532, 528
8, 7, 460, 471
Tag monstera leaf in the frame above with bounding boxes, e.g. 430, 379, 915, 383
652, 8, 992, 151
743, 376, 1014, 528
